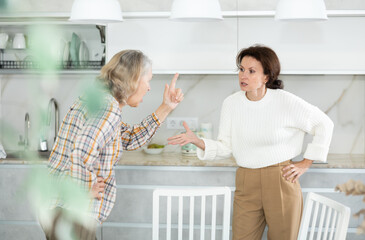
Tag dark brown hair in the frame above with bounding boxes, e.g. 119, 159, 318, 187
236, 45, 283, 89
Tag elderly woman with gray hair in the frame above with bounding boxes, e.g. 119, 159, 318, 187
40, 50, 183, 240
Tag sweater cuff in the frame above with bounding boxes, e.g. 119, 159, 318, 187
303, 143, 329, 163
197, 138, 217, 160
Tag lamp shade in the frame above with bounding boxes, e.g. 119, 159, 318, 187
69, 0, 123, 23
275, 0, 327, 21
170, 0, 223, 21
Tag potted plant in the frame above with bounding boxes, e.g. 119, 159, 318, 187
336, 180, 365, 234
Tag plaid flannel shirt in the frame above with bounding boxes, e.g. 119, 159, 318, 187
48, 94, 161, 222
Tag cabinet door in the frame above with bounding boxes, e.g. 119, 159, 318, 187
0, 167, 45, 240
106, 18, 238, 72
238, 17, 365, 73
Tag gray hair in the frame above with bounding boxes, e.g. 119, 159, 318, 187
98, 50, 152, 104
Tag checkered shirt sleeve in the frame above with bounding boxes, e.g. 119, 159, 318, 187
121, 112, 161, 151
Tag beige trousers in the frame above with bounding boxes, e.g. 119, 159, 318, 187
232, 160, 303, 240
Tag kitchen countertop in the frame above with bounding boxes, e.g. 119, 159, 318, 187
0, 151, 364, 168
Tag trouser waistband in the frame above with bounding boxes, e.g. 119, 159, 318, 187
240, 160, 292, 170
267, 160, 292, 167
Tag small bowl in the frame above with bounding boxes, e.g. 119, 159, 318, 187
143, 148, 164, 155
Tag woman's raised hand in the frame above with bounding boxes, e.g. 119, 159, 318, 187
155, 73, 184, 122
163, 73, 184, 110
168, 121, 201, 146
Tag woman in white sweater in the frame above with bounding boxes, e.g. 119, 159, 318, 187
168, 45, 334, 240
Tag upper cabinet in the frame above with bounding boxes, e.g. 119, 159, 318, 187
107, 13, 365, 75
107, 18, 238, 74
238, 16, 365, 74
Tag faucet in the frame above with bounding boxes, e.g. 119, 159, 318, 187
47, 98, 60, 142
24, 113, 30, 149
18, 112, 30, 150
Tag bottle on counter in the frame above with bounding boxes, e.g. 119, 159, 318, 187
199, 122, 213, 139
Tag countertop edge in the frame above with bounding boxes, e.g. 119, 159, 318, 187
0, 152, 364, 169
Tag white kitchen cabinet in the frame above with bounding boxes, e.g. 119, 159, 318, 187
0, 165, 102, 240
107, 13, 365, 75
238, 17, 365, 74
106, 18, 238, 73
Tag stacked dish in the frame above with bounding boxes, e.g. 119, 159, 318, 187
79, 41, 89, 66
60, 32, 90, 68
70, 32, 81, 66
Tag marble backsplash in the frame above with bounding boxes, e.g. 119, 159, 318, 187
0, 73, 364, 155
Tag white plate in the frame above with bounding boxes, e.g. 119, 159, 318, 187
63, 41, 70, 62
79, 41, 89, 65
79, 42, 84, 64
70, 32, 80, 65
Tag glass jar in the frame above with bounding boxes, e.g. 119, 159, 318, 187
181, 142, 197, 155
181, 130, 197, 155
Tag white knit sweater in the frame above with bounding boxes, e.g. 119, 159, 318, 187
197, 89, 334, 168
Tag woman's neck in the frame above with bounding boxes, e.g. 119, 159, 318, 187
246, 87, 267, 101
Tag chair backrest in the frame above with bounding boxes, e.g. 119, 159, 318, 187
152, 187, 231, 240
297, 192, 351, 240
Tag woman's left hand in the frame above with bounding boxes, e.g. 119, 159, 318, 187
163, 73, 184, 110
282, 159, 313, 183
155, 73, 183, 122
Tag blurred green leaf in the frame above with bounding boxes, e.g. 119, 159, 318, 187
82, 80, 108, 115
28, 25, 62, 71
0, 0, 8, 10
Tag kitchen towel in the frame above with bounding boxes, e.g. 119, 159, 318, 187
0, 142, 6, 159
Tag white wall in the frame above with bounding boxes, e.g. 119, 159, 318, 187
1, 73, 364, 155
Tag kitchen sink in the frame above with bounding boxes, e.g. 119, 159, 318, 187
5, 150, 51, 159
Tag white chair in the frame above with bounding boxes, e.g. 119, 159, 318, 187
152, 187, 231, 240
298, 192, 351, 240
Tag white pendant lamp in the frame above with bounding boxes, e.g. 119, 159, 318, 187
170, 0, 223, 21
69, 0, 123, 23
275, 0, 328, 21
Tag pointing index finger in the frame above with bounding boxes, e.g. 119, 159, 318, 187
170, 73, 179, 91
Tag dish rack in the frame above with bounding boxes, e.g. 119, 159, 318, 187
0, 60, 103, 70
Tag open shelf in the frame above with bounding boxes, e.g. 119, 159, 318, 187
0, 60, 102, 70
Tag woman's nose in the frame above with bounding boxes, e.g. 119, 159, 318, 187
241, 71, 249, 78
